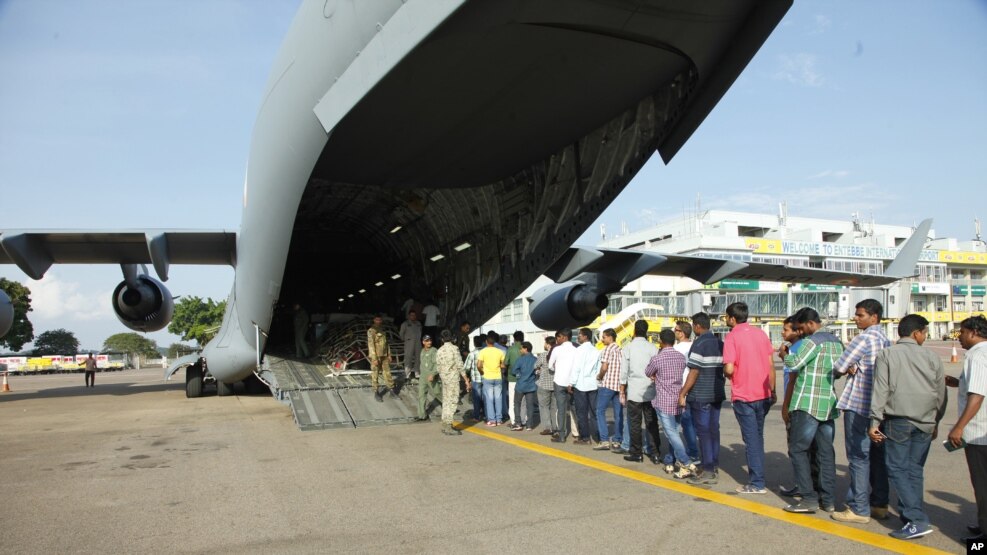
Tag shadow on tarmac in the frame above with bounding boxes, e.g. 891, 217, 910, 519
0, 380, 272, 402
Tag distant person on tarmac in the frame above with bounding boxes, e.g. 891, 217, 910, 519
84, 353, 97, 388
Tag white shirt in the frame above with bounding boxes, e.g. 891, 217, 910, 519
674, 341, 693, 383
421, 305, 440, 326
569, 342, 600, 391
960, 341, 987, 445
549, 341, 577, 387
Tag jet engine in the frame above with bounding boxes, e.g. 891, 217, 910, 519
111, 273, 174, 332
0, 289, 13, 339
529, 280, 609, 331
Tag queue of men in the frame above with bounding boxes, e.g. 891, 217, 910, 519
370, 303, 987, 543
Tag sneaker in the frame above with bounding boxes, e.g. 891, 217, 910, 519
663, 463, 676, 474
573, 438, 591, 445
870, 506, 889, 520
524, 427, 533, 431
550, 436, 566, 443
510, 424, 523, 431
673, 463, 697, 480
687, 470, 718, 485
540, 429, 554, 436
593, 442, 612, 451
783, 502, 816, 514
831, 509, 870, 524
610, 446, 628, 455
736, 484, 767, 494
819, 504, 835, 514
888, 522, 933, 540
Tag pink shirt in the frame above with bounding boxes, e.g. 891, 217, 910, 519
722, 322, 774, 402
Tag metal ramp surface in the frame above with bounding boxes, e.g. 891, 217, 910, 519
262, 356, 424, 431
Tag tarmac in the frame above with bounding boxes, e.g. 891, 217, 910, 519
0, 349, 976, 554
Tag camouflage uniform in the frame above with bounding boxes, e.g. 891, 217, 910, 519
367, 325, 394, 390
418, 346, 439, 418
436, 342, 466, 434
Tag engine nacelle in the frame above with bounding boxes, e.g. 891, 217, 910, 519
0, 289, 13, 339
111, 274, 174, 332
529, 280, 609, 331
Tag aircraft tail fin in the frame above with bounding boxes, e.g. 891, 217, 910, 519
884, 218, 933, 279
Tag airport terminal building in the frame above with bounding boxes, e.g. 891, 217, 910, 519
483, 209, 987, 343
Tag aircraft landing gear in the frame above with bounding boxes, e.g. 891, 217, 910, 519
186, 363, 203, 398
216, 379, 234, 397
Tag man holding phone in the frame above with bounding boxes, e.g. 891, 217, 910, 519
868, 314, 947, 541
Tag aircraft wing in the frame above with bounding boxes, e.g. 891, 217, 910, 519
549, 219, 932, 288
0, 230, 236, 281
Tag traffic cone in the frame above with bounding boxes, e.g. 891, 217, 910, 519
2, 373, 10, 392
951, 345, 959, 363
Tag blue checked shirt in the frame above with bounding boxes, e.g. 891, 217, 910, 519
834, 325, 890, 415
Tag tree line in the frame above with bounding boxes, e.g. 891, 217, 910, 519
0, 277, 225, 362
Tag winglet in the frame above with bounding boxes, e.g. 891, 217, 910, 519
884, 218, 933, 279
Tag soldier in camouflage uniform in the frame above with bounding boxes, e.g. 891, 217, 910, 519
368, 314, 397, 402
437, 329, 470, 435
417, 335, 440, 420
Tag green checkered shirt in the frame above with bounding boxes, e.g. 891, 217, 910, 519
783, 330, 843, 421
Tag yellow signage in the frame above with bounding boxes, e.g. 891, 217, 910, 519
938, 250, 987, 265
744, 238, 782, 254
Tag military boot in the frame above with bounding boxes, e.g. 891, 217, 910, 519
374, 387, 384, 402
442, 424, 461, 436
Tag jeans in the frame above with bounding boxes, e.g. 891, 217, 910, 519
621, 406, 654, 454
656, 410, 689, 465
513, 390, 537, 427
483, 379, 503, 424
626, 400, 661, 457
733, 399, 770, 489
538, 386, 557, 431
843, 410, 889, 515
788, 410, 836, 507
596, 387, 622, 444
883, 417, 932, 526
573, 389, 599, 441
500, 370, 510, 421
680, 408, 700, 461
471, 381, 485, 420
553, 385, 572, 440
689, 401, 722, 473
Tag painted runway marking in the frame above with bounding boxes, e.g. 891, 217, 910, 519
462, 425, 949, 555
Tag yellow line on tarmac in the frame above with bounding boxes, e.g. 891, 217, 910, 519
462, 425, 949, 555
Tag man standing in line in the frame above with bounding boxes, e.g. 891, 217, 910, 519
416, 336, 440, 420
504, 331, 524, 425
646, 329, 694, 478
536, 336, 558, 437
870, 314, 946, 540
782, 308, 840, 514
477, 334, 506, 426
569, 328, 601, 446
399, 310, 423, 381
463, 336, 486, 422
550, 329, 577, 443
947, 315, 987, 542
673, 321, 700, 463
722, 301, 776, 495
456, 321, 472, 360
83, 352, 97, 388
436, 329, 470, 436
293, 303, 311, 358
368, 314, 397, 402
831, 299, 892, 524
680, 313, 725, 486
595, 329, 623, 451
621, 319, 661, 464
778, 316, 820, 500
510, 341, 538, 431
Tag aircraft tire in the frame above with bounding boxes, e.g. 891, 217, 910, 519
243, 374, 269, 395
186, 364, 203, 398
216, 379, 234, 397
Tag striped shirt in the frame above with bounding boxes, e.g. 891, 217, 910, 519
959, 341, 987, 445
686, 331, 725, 404
647, 347, 687, 415
784, 331, 843, 421
463, 348, 482, 383
834, 324, 890, 415
599, 343, 622, 391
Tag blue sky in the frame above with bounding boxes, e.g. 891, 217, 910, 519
1, 1, 985, 351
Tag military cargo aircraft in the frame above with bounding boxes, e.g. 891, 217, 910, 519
2, 0, 926, 398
